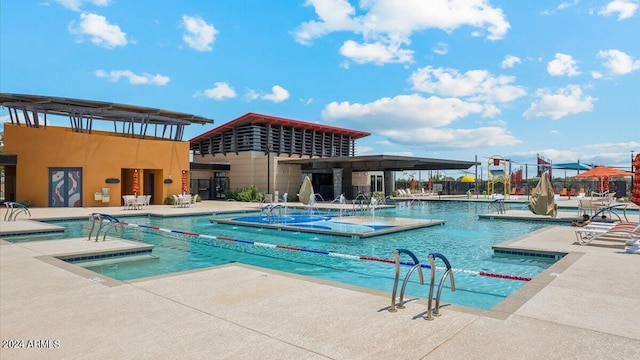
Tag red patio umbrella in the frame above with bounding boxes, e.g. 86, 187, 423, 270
181, 170, 188, 194
631, 154, 640, 206
427, 177, 433, 190
574, 165, 632, 193
132, 169, 139, 195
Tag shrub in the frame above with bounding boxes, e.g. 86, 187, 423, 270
17, 200, 33, 208
163, 196, 175, 205
234, 185, 264, 202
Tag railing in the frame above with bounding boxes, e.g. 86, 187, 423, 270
3, 202, 31, 221
489, 198, 506, 214
390, 249, 424, 312
425, 252, 456, 320
88, 213, 124, 242
389, 249, 455, 320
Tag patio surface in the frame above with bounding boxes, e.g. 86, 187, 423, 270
1, 197, 639, 359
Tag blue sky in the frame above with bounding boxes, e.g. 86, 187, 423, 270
1, 0, 638, 179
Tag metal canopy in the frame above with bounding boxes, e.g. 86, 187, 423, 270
279, 155, 479, 171
0, 93, 215, 141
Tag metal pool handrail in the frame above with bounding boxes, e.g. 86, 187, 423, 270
88, 213, 124, 242
3, 202, 31, 221
390, 248, 424, 312
425, 252, 456, 321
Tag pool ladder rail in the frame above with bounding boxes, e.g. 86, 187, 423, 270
3, 201, 31, 222
88, 213, 124, 242
389, 249, 456, 320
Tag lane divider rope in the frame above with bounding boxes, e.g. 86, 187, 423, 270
117, 220, 531, 282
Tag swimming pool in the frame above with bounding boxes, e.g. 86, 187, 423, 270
11, 201, 558, 309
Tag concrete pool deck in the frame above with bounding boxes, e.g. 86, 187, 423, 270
1, 199, 639, 359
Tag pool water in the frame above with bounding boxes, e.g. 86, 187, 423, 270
16, 201, 557, 309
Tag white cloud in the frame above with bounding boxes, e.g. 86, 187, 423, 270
501, 55, 521, 68
409, 66, 526, 103
261, 85, 290, 103
293, 0, 510, 64
339, 40, 414, 64
380, 126, 520, 149
322, 94, 485, 129
181, 15, 218, 52
95, 70, 170, 85
69, 12, 127, 48
591, 71, 603, 79
56, 0, 111, 11
547, 53, 581, 76
321, 93, 519, 149
558, 0, 579, 11
432, 42, 448, 56
523, 85, 596, 120
202, 82, 236, 100
598, 0, 638, 20
597, 49, 640, 74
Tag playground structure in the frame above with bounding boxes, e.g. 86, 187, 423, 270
487, 155, 510, 196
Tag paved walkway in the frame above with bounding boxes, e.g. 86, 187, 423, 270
1, 200, 639, 359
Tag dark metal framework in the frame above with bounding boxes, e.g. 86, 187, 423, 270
279, 155, 479, 172
0, 93, 214, 141
190, 112, 370, 157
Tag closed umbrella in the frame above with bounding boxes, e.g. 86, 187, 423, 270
132, 169, 139, 196
528, 171, 557, 217
181, 170, 188, 194
631, 154, 640, 206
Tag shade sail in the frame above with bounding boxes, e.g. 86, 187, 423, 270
552, 162, 591, 171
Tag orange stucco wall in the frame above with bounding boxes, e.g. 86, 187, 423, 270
4, 124, 191, 207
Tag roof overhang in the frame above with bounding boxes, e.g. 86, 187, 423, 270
190, 112, 370, 142
279, 155, 479, 171
1, 93, 215, 141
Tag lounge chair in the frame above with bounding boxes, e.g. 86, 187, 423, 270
569, 188, 577, 197
560, 188, 568, 197
575, 222, 640, 245
518, 188, 526, 196
510, 188, 517, 196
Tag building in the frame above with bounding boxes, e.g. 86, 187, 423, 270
190, 113, 478, 201
0, 93, 214, 207
1, 93, 478, 208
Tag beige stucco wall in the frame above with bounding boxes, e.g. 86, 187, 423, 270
4, 124, 190, 207
192, 152, 304, 198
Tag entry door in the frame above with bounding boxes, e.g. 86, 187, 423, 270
49, 168, 83, 207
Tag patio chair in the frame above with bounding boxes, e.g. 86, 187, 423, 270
560, 188, 568, 197
122, 195, 136, 210
172, 194, 180, 208
577, 198, 599, 216
510, 188, 517, 196
569, 188, 577, 197
181, 194, 192, 207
